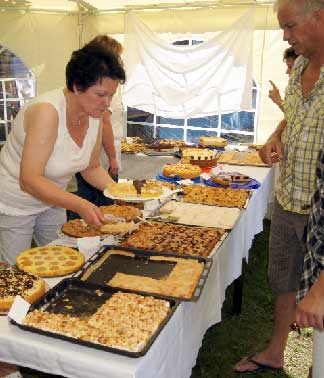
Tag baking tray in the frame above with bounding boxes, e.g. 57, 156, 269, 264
74, 245, 213, 302
146, 199, 241, 231
132, 220, 228, 258
217, 151, 270, 167
11, 278, 179, 358
179, 186, 252, 209
119, 220, 225, 258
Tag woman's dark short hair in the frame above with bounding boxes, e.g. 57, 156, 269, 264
283, 47, 298, 62
66, 42, 126, 92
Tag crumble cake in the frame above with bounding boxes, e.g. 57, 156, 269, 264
23, 292, 170, 353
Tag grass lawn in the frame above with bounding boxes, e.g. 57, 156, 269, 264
191, 219, 313, 378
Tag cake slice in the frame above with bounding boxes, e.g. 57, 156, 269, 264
107, 182, 137, 197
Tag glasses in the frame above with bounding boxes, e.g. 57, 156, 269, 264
290, 321, 301, 335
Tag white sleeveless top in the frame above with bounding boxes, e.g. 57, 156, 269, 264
0, 88, 100, 216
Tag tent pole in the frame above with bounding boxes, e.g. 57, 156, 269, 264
0, 0, 275, 14
77, 1, 84, 48
98, 1, 274, 13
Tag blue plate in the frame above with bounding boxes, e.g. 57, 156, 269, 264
203, 178, 260, 190
156, 173, 201, 184
206, 147, 225, 152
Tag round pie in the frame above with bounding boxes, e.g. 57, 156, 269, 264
99, 204, 141, 222
62, 219, 105, 237
16, 245, 85, 278
62, 218, 138, 237
0, 268, 46, 312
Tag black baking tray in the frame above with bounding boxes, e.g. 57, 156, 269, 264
11, 278, 179, 358
118, 221, 226, 258
180, 187, 252, 209
74, 245, 213, 302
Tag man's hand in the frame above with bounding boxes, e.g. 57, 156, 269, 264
269, 80, 283, 106
295, 287, 324, 331
258, 133, 284, 166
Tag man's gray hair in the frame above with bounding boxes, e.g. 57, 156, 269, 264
274, 0, 324, 13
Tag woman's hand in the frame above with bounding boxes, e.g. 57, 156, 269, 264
78, 199, 105, 227
108, 158, 119, 176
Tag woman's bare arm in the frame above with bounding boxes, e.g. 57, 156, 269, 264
20, 103, 104, 226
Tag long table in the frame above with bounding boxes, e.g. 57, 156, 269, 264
0, 165, 275, 378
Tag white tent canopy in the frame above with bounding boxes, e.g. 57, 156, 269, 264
0, 0, 287, 143
123, 10, 254, 117
1, 0, 276, 12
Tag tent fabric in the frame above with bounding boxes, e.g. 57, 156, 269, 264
82, 6, 279, 35
0, 11, 77, 94
0, 5, 287, 144
122, 9, 254, 118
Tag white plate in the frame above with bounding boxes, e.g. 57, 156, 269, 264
103, 186, 175, 202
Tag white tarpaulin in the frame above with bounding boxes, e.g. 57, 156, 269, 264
122, 9, 254, 118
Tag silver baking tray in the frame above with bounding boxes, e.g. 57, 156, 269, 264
11, 278, 179, 358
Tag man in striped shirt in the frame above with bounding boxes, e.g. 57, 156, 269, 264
235, 0, 324, 374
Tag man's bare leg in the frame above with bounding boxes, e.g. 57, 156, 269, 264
234, 292, 296, 373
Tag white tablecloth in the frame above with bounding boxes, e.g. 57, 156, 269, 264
0, 165, 275, 378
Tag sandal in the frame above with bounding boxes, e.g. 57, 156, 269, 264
234, 354, 283, 375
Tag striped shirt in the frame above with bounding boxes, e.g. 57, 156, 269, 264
297, 148, 324, 301
276, 56, 324, 214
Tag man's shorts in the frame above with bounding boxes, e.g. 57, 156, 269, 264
268, 198, 309, 294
